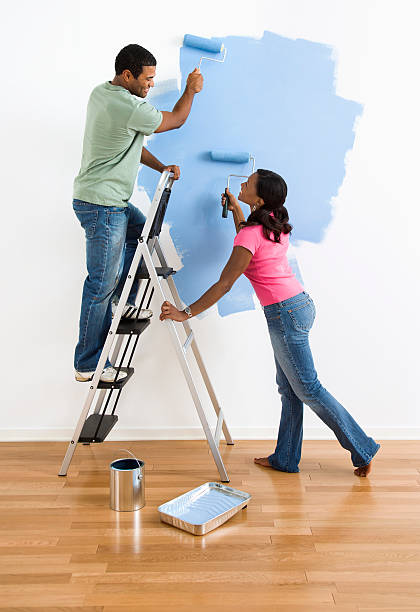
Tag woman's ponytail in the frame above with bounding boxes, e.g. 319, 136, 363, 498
239, 169, 292, 242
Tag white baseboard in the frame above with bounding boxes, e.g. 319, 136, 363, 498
0, 426, 419, 442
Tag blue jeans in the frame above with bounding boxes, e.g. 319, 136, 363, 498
264, 292, 380, 471
73, 200, 146, 372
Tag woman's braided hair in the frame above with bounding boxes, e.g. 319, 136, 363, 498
239, 169, 292, 242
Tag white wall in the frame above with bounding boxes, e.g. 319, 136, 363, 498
1, 0, 419, 441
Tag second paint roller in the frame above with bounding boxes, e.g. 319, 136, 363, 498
210, 151, 256, 218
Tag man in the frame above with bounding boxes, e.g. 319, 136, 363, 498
73, 44, 203, 383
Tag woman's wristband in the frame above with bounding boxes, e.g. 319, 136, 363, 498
183, 306, 193, 318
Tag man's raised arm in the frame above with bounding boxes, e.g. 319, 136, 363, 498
155, 68, 203, 133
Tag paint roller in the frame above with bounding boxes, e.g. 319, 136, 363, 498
183, 34, 227, 69
210, 151, 256, 218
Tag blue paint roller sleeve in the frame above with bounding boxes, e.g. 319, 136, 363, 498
183, 35, 223, 54
210, 151, 250, 164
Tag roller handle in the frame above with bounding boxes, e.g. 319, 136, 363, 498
222, 188, 229, 218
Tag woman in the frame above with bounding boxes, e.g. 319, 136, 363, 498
160, 169, 380, 477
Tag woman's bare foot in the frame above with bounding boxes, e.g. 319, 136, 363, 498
354, 460, 372, 477
254, 457, 272, 467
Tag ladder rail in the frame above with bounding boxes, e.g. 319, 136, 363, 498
139, 240, 230, 482
214, 410, 225, 447
154, 241, 234, 446
92, 336, 124, 415
92, 276, 150, 419
142, 172, 174, 240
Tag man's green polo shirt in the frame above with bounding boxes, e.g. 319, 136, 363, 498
73, 82, 162, 207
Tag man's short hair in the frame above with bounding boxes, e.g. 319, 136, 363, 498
115, 44, 156, 79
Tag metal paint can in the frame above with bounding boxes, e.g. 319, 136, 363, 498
110, 451, 145, 511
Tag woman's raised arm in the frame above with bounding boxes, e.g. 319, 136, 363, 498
160, 246, 253, 322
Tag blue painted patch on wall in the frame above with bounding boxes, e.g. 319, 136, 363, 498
138, 31, 362, 316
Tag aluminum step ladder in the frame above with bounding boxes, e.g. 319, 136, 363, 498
59, 170, 233, 482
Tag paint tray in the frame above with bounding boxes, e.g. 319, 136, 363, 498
158, 482, 251, 535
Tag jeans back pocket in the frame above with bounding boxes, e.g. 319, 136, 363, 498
74, 209, 98, 239
287, 299, 316, 332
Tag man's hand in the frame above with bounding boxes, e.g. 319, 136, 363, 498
160, 301, 188, 322
186, 68, 203, 94
162, 165, 180, 180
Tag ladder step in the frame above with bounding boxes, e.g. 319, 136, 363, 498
136, 265, 175, 279
116, 318, 151, 335
97, 367, 134, 389
78, 414, 118, 443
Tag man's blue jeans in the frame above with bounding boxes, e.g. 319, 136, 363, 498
264, 292, 380, 471
73, 200, 146, 373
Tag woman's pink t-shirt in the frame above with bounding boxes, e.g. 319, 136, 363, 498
233, 225, 303, 307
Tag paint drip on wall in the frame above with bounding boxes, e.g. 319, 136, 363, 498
138, 31, 362, 316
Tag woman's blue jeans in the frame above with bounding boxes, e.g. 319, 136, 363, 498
73, 200, 146, 373
264, 292, 380, 471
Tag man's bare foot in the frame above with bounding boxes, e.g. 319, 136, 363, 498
254, 457, 272, 467
354, 460, 372, 477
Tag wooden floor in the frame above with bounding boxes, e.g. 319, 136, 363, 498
0, 440, 419, 611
